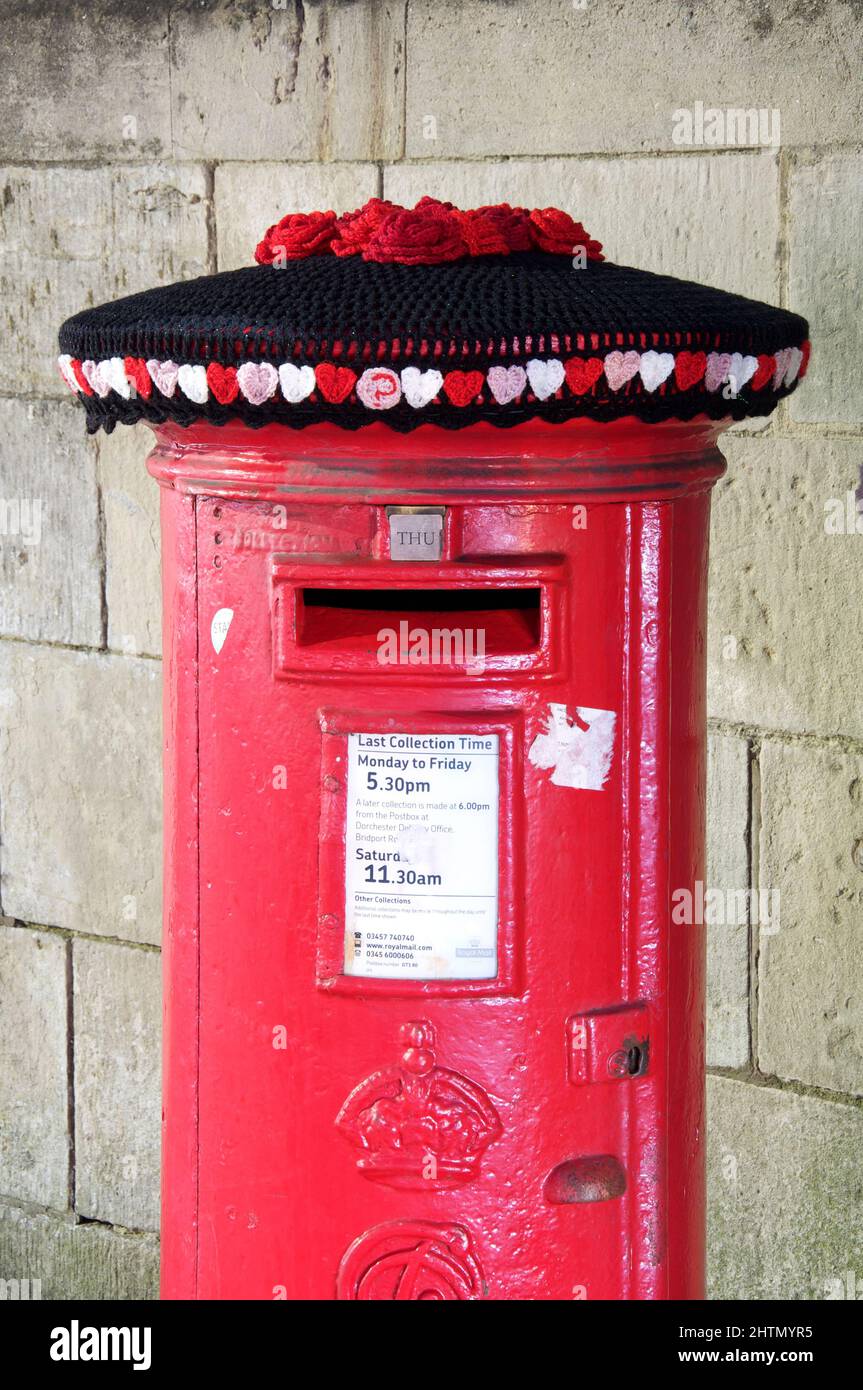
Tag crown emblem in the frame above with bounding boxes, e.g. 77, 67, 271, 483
335, 1021, 503, 1189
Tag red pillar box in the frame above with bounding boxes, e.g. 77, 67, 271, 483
59, 199, 809, 1301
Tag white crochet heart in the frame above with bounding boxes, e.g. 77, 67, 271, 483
57, 354, 78, 393
147, 359, 179, 398
278, 363, 316, 403
401, 367, 443, 409
727, 353, 758, 394
177, 363, 208, 405
104, 356, 131, 399
639, 351, 675, 393
237, 361, 279, 405
82, 359, 112, 398
526, 358, 565, 400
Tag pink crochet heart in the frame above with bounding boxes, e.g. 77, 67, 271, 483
237, 361, 279, 405
705, 352, 732, 393
603, 350, 640, 391
147, 359, 179, 398
487, 365, 527, 404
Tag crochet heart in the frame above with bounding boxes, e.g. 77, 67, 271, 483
564, 356, 604, 395
105, 357, 132, 399
674, 350, 707, 391
356, 367, 402, 410
147, 359, 179, 398
83, 360, 111, 398
315, 362, 356, 404
782, 346, 803, 387
71, 358, 93, 395
603, 350, 640, 391
206, 363, 240, 405
487, 365, 527, 404
526, 358, 565, 400
401, 366, 443, 409
278, 362, 316, 403
771, 348, 793, 389
237, 361, 279, 405
443, 370, 485, 407
57, 354, 78, 393
639, 351, 675, 393
751, 354, 775, 390
705, 352, 732, 393
124, 356, 152, 399
178, 364, 208, 405
727, 352, 758, 393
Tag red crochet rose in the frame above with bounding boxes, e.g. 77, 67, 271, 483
473, 203, 534, 252
528, 207, 604, 261
254, 210, 338, 264
331, 198, 398, 257
455, 209, 511, 257
364, 206, 467, 265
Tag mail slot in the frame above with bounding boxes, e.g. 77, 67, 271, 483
58, 194, 809, 1300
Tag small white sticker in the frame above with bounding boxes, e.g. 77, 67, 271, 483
211, 607, 234, 654
528, 703, 616, 790
344, 731, 499, 980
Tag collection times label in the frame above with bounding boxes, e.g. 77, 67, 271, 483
344, 731, 500, 980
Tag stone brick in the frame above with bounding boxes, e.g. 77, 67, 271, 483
384, 152, 781, 301
0, 1, 171, 161
405, 0, 863, 157
0, 924, 69, 1209
214, 163, 380, 272
706, 734, 751, 1070
73, 939, 161, 1231
97, 428, 162, 659
0, 1200, 158, 1300
171, 0, 404, 162
0, 401, 101, 647
0, 644, 162, 945
708, 1076, 863, 1299
789, 152, 863, 426
0, 164, 209, 398
708, 435, 863, 739
757, 740, 863, 1096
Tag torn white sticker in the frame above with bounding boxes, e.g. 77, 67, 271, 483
210, 607, 234, 654
528, 703, 616, 791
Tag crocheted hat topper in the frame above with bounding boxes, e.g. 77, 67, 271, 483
57, 196, 809, 434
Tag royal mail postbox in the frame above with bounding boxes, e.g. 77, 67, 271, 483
59, 197, 808, 1300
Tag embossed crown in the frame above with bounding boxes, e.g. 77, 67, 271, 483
335, 1021, 502, 1190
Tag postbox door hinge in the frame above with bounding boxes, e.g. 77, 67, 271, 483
566, 1003, 651, 1085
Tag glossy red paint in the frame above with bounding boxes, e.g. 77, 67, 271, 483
150, 415, 725, 1301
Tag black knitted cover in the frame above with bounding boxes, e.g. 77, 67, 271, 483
57, 253, 809, 434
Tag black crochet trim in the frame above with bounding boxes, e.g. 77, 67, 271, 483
77, 381, 795, 436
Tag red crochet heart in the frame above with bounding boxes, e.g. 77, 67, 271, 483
443, 370, 484, 406
124, 356, 152, 399
315, 363, 357, 403
206, 362, 239, 405
564, 356, 604, 395
71, 359, 93, 395
751, 354, 775, 390
674, 350, 707, 391
799, 340, 811, 378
